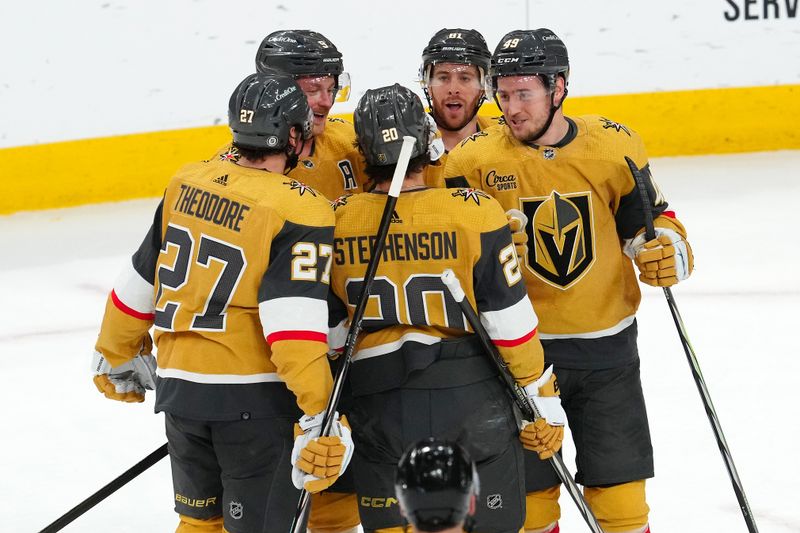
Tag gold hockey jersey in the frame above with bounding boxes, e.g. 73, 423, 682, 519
328, 187, 544, 395
213, 117, 367, 201
424, 114, 503, 188
95, 158, 335, 419
443, 115, 688, 368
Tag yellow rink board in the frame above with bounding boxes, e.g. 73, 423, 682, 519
1, 84, 798, 215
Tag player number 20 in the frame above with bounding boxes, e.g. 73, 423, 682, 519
382, 127, 399, 142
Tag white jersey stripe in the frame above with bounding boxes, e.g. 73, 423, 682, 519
480, 297, 539, 342
259, 297, 328, 338
157, 367, 284, 384
538, 315, 636, 340
113, 260, 155, 314
352, 332, 442, 362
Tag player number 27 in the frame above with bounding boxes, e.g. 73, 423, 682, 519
154, 224, 246, 332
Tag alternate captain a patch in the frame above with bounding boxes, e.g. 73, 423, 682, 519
520, 190, 596, 290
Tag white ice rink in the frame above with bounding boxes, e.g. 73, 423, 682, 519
2, 151, 799, 532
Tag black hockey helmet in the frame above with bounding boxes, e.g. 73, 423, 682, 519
228, 72, 312, 150
421, 28, 491, 79
353, 84, 428, 167
489, 28, 569, 93
395, 438, 477, 531
255, 30, 351, 102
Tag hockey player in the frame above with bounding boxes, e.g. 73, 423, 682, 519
213, 29, 366, 201
329, 83, 565, 533
418, 28, 501, 187
395, 438, 478, 533
443, 29, 695, 533
91, 72, 353, 533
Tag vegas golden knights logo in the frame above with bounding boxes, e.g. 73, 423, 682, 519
520, 190, 595, 290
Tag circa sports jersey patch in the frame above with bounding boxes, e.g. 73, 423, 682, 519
283, 179, 317, 197
330, 194, 352, 210
599, 117, 631, 136
219, 147, 240, 162
542, 148, 556, 160
484, 170, 518, 191
301, 159, 315, 169
520, 190, 596, 290
451, 188, 490, 205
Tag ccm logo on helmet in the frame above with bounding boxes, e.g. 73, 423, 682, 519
496, 57, 519, 64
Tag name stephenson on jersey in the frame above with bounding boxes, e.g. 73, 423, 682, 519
443, 115, 689, 343
328, 187, 545, 396
95, 157, 336, 420
214, 117, 367, 201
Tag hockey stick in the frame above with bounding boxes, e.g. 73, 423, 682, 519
38, 443, 168, 533
625, 156, 759, 533
289, 136, 417, 533
440, 270, 603, 533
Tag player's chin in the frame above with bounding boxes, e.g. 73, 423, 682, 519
312, 116, 327, 136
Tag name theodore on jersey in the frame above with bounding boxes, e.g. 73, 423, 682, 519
174, 184, 251, 232
334, 231, 457, 266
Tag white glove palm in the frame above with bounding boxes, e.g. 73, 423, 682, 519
291, 411, 354, 493
92, 351, 157, 403
522, 365, 567, 426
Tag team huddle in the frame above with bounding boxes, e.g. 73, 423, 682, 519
91, 27, 694, 533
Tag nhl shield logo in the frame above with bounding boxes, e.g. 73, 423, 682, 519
486, 493, 503, 510
520, 190, 596, 290
229, 501, 243, 520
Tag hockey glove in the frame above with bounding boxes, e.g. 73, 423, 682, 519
92, 339, 157, 403
291, 411, 354, 493
506, 209, 529, 259
520, 366, 567, 460
626, 228, 694, 287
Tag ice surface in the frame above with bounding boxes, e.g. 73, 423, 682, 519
1, 151, 798, 532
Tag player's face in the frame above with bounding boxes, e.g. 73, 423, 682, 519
428, 63, 484, 130
495, 75, 552, 143
296, 75, 337, 136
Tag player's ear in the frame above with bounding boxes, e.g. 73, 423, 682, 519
553, 76, 567, 106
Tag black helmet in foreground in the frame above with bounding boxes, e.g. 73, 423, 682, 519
228, 72, 312, 151
353, 84, 429, 168
395, 438, 478, 532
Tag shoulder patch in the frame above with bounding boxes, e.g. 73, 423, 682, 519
282, 179, 318, 197
451, 188, 491, 205
598, 117, 631, 136
219, 146, 240, 162
331, 193, 353, 211
459, 130, 489, 148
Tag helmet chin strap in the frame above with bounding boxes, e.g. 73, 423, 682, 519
525, 77, 568, 145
